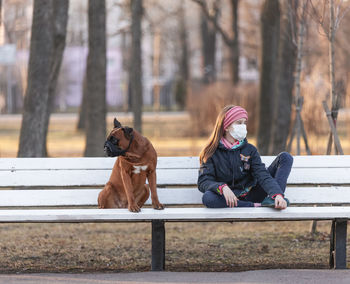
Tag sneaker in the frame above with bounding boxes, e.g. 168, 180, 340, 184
261, 196, 290, 208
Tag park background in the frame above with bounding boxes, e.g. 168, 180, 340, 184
0, 0, 350, 273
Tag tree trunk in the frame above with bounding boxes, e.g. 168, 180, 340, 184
175, 0, 189, 110
18, 0, 54, 157
77, 73, 88, 130
84, 0, 106, 157
257, 0, 280, 155
230, 0, 240, 85
43, 0, 69, 156
130, 0, 143, 133
327, 0, 340, 155
269, 0, 298, 155
200, 1, 219, 84
0, 0, 2, 25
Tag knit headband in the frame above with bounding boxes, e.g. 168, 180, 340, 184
223, 106, 248, 130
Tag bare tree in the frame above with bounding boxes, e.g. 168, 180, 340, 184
309, 0, 350, 154
84, 0, 107, 157
286, 0, 312, 156
200, 1, 219, 83
257, 0, 280, 155
193, 0, 240, 85
130, 0, 143, 133
18, 0, 54, 157
43, 0, 69, 156
269, 0, 299, 155
175, 0, 190, 109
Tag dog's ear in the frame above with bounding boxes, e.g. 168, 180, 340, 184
114, 118, 122, 128
123, 127, 134, 140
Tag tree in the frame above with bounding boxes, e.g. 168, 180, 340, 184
269, 0, 298, 155
175, 0, 190, 109
130, 0, 143, 133
193, 0, 240, 85
84, 0, 107, 157
200, 2, 219, 83
311, 0, 349, 154
257, 0, 280, 155
43, 0, 69, 156
18, 0, 54, 157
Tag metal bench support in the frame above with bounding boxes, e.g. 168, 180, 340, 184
151, 220, 165, 271
330, 219, 347, 269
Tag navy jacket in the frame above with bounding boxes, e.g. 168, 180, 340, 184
197, 139, 283, 197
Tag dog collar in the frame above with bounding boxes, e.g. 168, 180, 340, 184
123, 135, 134, 154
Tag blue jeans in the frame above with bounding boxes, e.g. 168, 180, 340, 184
202, 152, 293, 208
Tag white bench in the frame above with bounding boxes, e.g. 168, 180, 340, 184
0, 156, 349, 270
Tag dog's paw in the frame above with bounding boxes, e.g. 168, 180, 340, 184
153, 202, 164, 210
128, 203, 141, 213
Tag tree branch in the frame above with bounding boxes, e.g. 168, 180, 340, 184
192, 0, 234, 46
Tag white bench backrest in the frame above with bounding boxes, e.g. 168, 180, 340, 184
1, 156, 350, 187
0, 156, 349, 207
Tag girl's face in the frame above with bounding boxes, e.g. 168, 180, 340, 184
225, 118, 247, 141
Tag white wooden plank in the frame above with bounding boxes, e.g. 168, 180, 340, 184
0, 170, 112, 187
0, 157, 200, 170
0, 207, 350, 222
1, 155, 350, 171
1, 167, 350, 187
0, 158, 117, 170
0, 189, 100, 207
1, 186, 350, 207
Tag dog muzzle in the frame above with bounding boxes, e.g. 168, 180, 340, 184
104, 135, 134, 157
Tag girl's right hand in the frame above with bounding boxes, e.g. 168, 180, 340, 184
222, 186, 238, 207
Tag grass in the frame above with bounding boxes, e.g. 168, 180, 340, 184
0, 112, 349, 272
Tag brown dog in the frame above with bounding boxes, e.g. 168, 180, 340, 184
98, 118, 164, 212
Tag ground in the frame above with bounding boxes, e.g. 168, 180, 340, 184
0, 112, 349, 272
0, 221, 335, 272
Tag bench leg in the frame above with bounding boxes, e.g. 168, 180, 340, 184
329, 219, 347, 269
151, 220, 165, 271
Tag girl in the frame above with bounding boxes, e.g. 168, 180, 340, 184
198, 105, 293, 209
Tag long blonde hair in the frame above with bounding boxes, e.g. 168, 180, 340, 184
199, 105, 235, 164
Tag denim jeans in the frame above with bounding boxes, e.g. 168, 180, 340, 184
202, 152, 293, 208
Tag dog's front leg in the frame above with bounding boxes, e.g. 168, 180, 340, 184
147, 170, 164, 210
120, 170, 140, 212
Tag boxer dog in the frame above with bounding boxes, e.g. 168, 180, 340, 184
98, 118, 164, 212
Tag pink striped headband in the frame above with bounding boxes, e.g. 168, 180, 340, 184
223, 106, 248, 130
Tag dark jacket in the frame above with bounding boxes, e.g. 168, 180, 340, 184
197, 139, 283, 197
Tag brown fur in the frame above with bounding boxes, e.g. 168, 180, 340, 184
98, 126, 164, 212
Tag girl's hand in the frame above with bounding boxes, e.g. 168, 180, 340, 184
275, 195, 287, 209
222, 186, 238, 207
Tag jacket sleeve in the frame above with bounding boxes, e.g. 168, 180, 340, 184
250, 147, 284, 197
197, 157, 225, 194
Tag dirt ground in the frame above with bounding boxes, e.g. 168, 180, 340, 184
0, 220, 337, 273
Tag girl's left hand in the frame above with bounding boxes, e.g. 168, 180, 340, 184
275, 195, 287, 209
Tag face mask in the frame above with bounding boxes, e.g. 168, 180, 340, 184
229, 124, 247, 141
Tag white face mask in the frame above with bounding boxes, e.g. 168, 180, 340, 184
229, 124, 247, 141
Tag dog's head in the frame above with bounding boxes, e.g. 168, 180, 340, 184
104, 118, 134, 157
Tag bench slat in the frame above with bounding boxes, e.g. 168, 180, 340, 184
1, 187, 350, 207
1, 155, 350, 170
0, 207, 349, 222
0, 157, 199, 170
1, 167, 350, 187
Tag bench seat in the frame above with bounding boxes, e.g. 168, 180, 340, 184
0, 207, 350, 223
